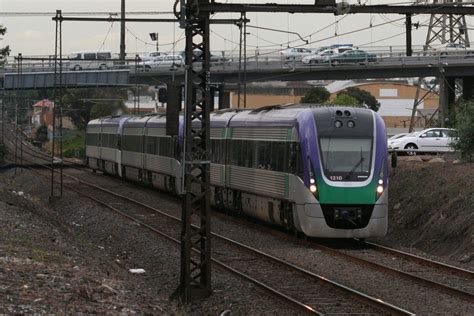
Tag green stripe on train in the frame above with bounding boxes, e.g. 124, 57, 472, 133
284, 174, 289, 198
317, 179, 377, 204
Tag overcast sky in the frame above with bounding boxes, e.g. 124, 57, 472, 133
1, 0, 472, 58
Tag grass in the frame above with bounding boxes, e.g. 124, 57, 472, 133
62, 130, 85, 158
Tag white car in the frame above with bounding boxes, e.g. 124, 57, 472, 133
388, 128, 456, 155
137, 54, 183, 71
430, 43, 474, 56
280, 47, 312, 61
141, 51, 168, 62
387, 133, 409, 142
302, 49, 336, 64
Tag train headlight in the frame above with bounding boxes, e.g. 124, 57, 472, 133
376, 185, 384, 194
310, 184, 317, 193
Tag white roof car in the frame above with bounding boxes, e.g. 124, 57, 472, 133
141, 51, 168, 62
280, 47, 312, 61
387, 132, 409, 141
430, 43, 473, 56
388, 128, 457, 155
138, 54, 183, 71
302, 49, 336, 64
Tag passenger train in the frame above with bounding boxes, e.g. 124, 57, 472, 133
86, 105, 388, 238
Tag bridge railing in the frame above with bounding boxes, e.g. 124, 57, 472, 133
3, 49, 474, 75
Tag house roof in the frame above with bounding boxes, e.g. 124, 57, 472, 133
32, 99, 53, 108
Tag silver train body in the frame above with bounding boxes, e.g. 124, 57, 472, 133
86, 106, 388, 238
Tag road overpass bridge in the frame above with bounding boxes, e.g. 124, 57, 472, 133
4, 54, 474, 87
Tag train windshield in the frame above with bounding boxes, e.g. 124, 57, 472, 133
319, 138, 372, 181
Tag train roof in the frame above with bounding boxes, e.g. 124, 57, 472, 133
123, 115, 155, 127
101, 115, 131, 127
145, 114, 167, 128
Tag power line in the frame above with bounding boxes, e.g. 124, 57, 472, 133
0, 11, 174, 17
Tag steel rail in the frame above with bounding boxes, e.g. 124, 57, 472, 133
360, 240, 474, 280
311, 242, 474, 303
54, 168, 412, 314
18, 163, 319, 315
15, 152, 412, 315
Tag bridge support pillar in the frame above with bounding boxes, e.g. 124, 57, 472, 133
218, 85, 230, 109
438, 77, 456, 127
462, 76, 474, 101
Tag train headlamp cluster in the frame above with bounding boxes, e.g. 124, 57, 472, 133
309, 178, 317, 193
376, 179, 384, 195
334, 119, 356, 128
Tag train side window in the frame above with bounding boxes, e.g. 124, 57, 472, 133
230, 139, 240, 165
101, 134, 108, 147
146, 136, 156, 154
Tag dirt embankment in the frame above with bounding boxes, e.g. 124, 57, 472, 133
384, 158, 474, 266
0, 157, 472, 313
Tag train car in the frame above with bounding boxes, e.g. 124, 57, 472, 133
86, 105, 388, 238
85, 116, 129, 175
142, 114, 181, 194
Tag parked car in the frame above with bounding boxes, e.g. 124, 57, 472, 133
388, 128, 457, 155
68, 51, 113, 70
387, 133, 409, 142
325, 49, 377, 65
137, 54, 183, 71
430, 43, 474, 56
280, 47, 312, 61
302, 49, 336, 64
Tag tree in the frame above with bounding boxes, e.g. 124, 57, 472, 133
301, 87, 330, 103
0, 25, 11, 65
62, 87, 127, 130
452, 100, 474, 161
333, 93, 358, 106
35, 125, 49, 142
340, 87, 380, 111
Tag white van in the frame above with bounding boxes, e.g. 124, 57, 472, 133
68, 51, 113, 71
137, 54, 184, 71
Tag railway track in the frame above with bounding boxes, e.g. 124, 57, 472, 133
311, 240, 474, 303
18, 159, 410, 315
4, 133, 473, 312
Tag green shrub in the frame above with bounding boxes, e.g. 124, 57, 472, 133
62, 135, 85, 158
300, 87, 330, 103
453, 100, 474, 161
36, 125, 48, 142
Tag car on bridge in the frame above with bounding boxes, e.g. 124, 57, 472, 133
141, 51, 169, 62
302, 49, 336, 64
68, 51, 113, 71
388, 128, 457, 155
324, 50, 377, 65
280, 47, 312, 61
430, 43, 474, 57
137, 54, 184, 72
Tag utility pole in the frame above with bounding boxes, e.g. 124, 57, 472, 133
174, 0, 212, 303
409, 0, 469, 130
120, 0, 126, 60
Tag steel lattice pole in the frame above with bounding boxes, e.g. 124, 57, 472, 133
176, 0, 212, 303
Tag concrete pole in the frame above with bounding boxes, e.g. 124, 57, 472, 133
120, 0, 126, 60
438, 76, 448, 127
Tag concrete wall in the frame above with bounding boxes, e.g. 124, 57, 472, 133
230, 82, 439, 128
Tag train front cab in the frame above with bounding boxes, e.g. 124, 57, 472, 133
291, 107, 388, 238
